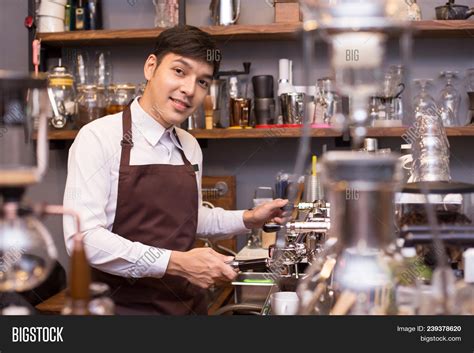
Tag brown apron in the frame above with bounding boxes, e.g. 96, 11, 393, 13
91, 104, 207, 315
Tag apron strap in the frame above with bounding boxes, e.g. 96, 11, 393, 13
119, 102, 194, 172
173, 129, 193, 169
120, 103, 134, 168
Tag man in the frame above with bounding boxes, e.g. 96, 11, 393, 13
63, 25, 287, 315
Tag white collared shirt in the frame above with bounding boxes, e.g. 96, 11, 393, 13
63, 98, 247, 279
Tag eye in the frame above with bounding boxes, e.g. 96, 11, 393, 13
174, 68, 185, 76
198, 80, 210, 89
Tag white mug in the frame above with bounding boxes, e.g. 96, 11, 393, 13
270, 291, 299, 315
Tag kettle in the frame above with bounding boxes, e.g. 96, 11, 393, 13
210, 0, 241, 26
435, 0, 474, 20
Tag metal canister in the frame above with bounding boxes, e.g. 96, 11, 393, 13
280, 92, 305, 124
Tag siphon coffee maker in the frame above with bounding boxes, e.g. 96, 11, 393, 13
0, 71, 85, 296
297, 151, 403, 315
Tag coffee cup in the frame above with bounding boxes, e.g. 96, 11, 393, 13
270, 291, 299, 315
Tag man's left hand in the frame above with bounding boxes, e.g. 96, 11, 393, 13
243, 199, 289, 229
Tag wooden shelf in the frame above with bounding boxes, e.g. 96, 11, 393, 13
412, 20, 474, 37
37, 23, 301, 46
189, 127, 341, 139
44, 126, 474, 141
37, 21, 474, 46
46, 129, 79, 140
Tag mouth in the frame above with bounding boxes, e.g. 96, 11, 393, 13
169, 97, 191, 112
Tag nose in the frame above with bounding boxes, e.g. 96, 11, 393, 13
180, 76, 196, 97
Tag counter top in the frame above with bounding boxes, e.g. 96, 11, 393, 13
35, 285, 234, 315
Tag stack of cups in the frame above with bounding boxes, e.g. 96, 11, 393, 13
38, 0, 67, 33
411, 111, 451, 182
252, 75, 275, 127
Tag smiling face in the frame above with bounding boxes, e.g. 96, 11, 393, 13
140, 53, 213, 128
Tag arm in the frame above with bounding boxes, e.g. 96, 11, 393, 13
194, 143, 288, 237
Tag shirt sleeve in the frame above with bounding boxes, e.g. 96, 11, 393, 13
193, 141, 249, 237
63, 126, 171, 279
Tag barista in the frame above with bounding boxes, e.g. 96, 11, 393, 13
63, 25, 287, 315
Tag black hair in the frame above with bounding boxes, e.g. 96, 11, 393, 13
151, 25, 221, 77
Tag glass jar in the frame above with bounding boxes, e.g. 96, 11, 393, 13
76, 84, 106, 128
106, 84, 136, 115
48, 65, 77, 129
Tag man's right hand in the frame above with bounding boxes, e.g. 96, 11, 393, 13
166, 248, 237, 289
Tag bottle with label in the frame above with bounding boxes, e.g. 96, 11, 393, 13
64, 1, 71, 31
75, 0, 85, 30
86, 0, 102, 30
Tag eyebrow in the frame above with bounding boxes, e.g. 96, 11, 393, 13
172, 58, 213, 81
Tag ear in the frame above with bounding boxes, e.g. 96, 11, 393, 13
144, 54, 158, 81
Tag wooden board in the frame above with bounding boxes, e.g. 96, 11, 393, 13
195, 176, 238, 254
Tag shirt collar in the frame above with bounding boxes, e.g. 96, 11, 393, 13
131, 97, 182, 149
